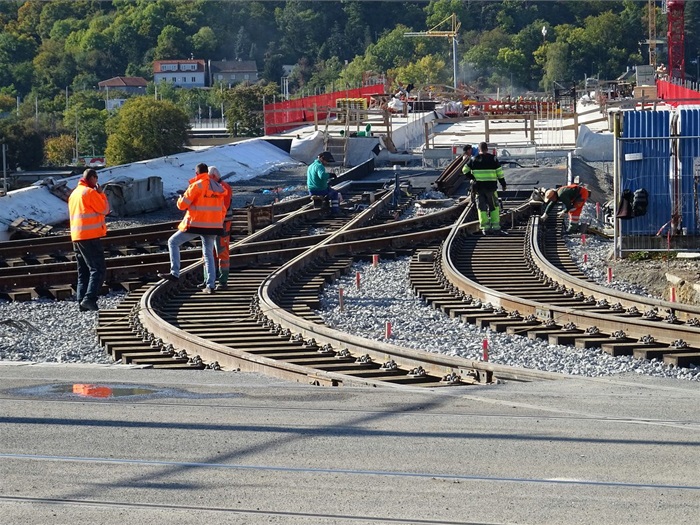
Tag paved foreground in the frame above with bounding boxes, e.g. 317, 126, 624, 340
0, 363, 697, 525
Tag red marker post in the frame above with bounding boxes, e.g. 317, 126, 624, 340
607, 267, 613, 284
670, 287, 676, 302
356, 271, 361, 290
372, 254, 379, 267
482, 338, 489, 361
581, 233, 586, 244
583, 253, 588, 263
385, 321, 392, 338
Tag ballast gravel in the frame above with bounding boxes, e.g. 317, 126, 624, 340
1, 201, 698, 381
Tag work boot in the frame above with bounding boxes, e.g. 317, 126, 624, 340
203, 287, 215, 294
79, 298, 99, 311
215, 283, 228, 291
567, 224, 580, 234
157, 272, 178, 282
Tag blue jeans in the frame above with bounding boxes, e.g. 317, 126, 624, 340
73, 239, 106, 302
167, 230, 217, 288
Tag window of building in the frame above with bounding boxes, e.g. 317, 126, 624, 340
191, 77, 196, 83
244, 74, 249, 80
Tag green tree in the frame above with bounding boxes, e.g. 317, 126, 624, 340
391, 55, 448, 87
154, 24, 188, 60
191, 26, 216, 56
0, 118, 44, 170
224, 83, 278, 137
105, 97, 189, 166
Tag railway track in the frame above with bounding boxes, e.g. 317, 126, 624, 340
101, 182, 561, 385
412, 207, 700, 371
10, 163, 697, 385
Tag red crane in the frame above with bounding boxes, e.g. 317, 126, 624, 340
667, 0, 685, 80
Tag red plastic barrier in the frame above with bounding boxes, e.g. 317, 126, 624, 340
265, 84, 386, 135
656, 79, 700, 106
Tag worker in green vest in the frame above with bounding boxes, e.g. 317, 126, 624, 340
463, 142, 507, 235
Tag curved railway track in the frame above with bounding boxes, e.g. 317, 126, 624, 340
7, 166, 698, 385
415, 208, 700, 370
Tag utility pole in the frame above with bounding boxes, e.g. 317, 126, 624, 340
404, 14, 461, 90
2, 143, 7, 196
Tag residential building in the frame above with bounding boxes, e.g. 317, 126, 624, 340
98, 76, 148, 94
208, 59, 258, 87
98, 76, 148, 110
153, 59, 207, 88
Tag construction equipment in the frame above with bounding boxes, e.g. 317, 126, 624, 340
404, 14, 461, 90
667, 0, 686, 80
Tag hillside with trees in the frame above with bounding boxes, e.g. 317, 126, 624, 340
0, 0, 698, 168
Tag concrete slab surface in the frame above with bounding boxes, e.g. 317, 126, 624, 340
0, 364, 697, 525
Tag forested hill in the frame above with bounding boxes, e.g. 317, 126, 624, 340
1, 1, 699, 170
1, 0, 699, 103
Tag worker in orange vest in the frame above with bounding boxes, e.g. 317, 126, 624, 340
68, 168, 110, 312
158, 162, 226, 294
204, 165, 233, 290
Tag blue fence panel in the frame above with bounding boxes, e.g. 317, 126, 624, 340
679, 108, 700, 234
620, 110, 670, 236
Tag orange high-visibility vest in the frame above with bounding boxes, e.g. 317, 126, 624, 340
68, 179, 109, 241
177, 173, 226, 232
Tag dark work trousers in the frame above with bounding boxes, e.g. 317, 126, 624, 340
73, 238, 106, 302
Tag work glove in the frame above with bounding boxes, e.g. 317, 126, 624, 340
539, 213, 548, 221
557, 210, 567, 219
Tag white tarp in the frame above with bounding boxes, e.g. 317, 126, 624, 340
0, 138, 302, 241
574, 124, 614, 162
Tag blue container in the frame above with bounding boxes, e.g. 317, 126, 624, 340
620, 111, 671, 236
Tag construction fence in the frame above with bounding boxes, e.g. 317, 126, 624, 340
616, 107, 700, 255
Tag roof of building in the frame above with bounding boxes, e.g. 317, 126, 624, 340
210, 60, 258, 73
153, 59, 206, 72
98, 76, 148, 88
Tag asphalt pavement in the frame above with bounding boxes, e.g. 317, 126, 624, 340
0, 363, 697, 525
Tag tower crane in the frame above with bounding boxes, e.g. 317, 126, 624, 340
404, 14, 461, 90
648, 0, 657, 67
667, 0, 686, 80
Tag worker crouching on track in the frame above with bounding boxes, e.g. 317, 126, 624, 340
463, 141, 507, 235
540, 184, 590, 233
68, 168, 110, 312
307, 151, 341, 215
205, 166, 233, 291
158, 162, 226, 294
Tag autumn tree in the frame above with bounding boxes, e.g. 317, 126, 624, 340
44, 134, 75, 166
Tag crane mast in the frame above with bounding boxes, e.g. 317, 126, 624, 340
667, 0, 686, 80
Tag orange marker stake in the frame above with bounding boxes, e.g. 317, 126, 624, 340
482, 338, 489, 361
385, 321, 392, 338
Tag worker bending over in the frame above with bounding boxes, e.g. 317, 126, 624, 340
540, 184, 590, 233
